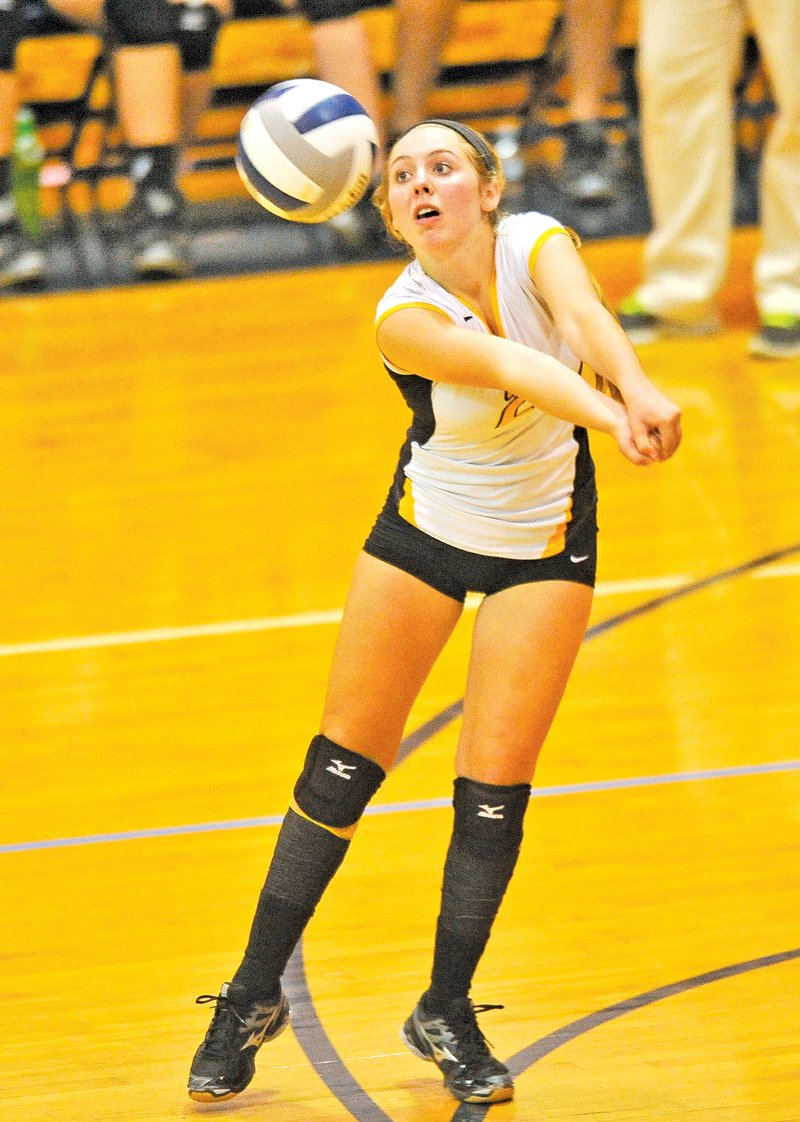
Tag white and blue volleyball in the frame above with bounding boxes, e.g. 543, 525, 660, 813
236, 79, 378, 223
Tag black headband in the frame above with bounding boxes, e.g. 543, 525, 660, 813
412, 118, 499, 174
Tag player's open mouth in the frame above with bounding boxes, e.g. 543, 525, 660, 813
414, 206, 440, 222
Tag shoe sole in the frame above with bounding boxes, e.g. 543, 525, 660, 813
747, 338, 800, 359
133, 244, 192, 280
400, 1018, 514, 1104
188, 1086, 240, 1103
0, 250, 46, 289
187, 1000, 290, 1102
134, 262, 192, 280
464, 1083, 515, 1104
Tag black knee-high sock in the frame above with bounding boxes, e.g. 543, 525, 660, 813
424, 777, 531, 1013
0, 155, 11, 199
231, 808, 350, 1000
129, 144, 179, 198
230, 736, 386, 1003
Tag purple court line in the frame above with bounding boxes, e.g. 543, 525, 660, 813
279, 944, 800, 1122
449, 947, 800, 1122
2, 757, 799, 855
3, 541, 799, 858
4, 543, 800, 1122
283, 941, 397, 1122
281, 540, 800, 1122
396, 539, 800, 763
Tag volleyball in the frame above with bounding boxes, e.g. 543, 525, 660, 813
235, 79, 379, 224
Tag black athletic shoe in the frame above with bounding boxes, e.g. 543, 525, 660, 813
187, 981, 290, 1102
748, 314, 800, 359
561, 119, 618, 205
122, 186, 192, 280
0, 197, 45, 290
401, 997, 514, 1104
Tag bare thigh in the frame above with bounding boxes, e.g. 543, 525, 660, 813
320, 551, 464, 771
46, 0, 103, 25
457, 580, 593, 785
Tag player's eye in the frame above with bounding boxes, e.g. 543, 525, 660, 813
433, 160, 451, 174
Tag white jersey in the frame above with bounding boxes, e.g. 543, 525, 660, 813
374, 211, 595, 560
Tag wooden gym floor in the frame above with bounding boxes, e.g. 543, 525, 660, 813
1, 226, 798, 1121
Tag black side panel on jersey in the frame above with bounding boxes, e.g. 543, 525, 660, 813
382, 365, 436, 516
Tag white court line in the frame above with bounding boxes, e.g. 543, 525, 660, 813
0, 566, 795, 660
595, 574, 690, 596
0, 609, 344, 659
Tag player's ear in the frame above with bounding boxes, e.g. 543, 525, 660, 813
480, 178, 502, 215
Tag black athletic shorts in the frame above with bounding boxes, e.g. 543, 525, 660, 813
363, 487, 598, 604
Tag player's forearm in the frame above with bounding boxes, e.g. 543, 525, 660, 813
557, 301, 651, 400
500, 348, 620, 436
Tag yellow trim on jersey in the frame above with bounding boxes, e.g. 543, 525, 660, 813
398, 482, 418, 526
376, 301, 454, 375
451, 264, 506, 336
290, 798, 359, 840
375, 300, 453, 333
529, 224, 567, 274
490, 264, 506, 336
525, 222, 578, 277
541, 496, 573, 558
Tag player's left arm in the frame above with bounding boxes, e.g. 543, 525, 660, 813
532, 232, 683, 461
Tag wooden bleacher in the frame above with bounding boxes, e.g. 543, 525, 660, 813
14, 0, 599, 213
13, 0, 773, 219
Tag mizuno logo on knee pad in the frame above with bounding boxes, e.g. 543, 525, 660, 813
326, 759, 357, 780
293, 735, 386, 830
477, 804, 505, 819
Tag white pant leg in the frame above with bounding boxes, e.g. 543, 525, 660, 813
636, 0, 745, 317
747, 0, 800, 317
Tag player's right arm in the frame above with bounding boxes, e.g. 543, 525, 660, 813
377, 307, 653, 465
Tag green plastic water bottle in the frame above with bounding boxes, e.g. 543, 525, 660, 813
11, 107, 45, 245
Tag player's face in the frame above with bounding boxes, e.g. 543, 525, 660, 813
386, 125, 498, 250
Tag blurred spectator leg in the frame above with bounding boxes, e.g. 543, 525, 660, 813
177, 0, 231, 151
0, 10, 46, 288
746, 0, 800, 358
561, 0, 621, 204
391, 0, 459, 137
306, 8, 387, 249
311, 16, 385, 149
618, 0, 738, 341
100, 0, 230, 279
113, 41, 193, 278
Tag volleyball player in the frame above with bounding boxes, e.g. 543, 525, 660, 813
187, 120, 682, 1106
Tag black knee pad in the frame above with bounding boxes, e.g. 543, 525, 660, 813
171, 1, 222, 70
105, 0, 221, 69
294, 734, 385, 829
452, 777, 531, 859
